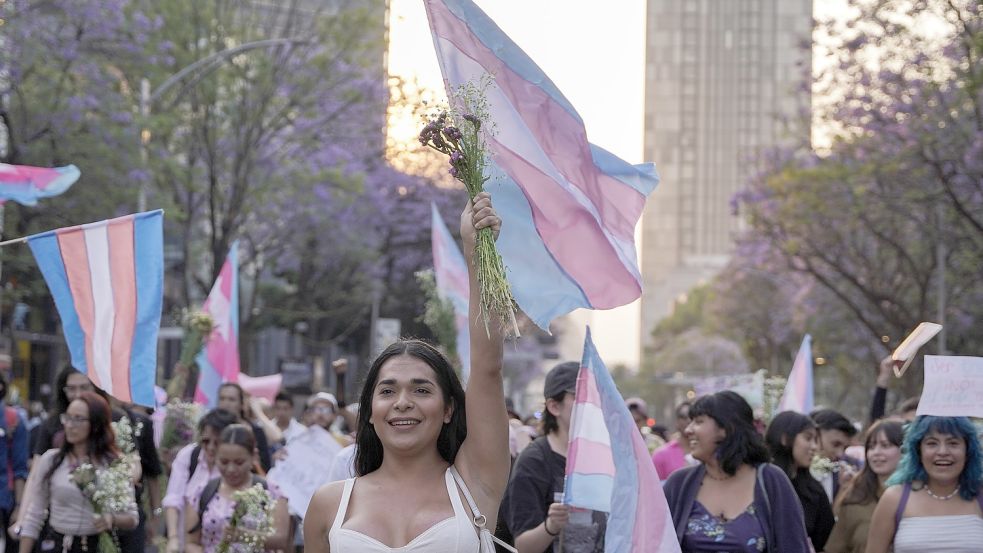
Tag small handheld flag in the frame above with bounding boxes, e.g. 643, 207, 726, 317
777, 334, 814, 414
424, 0, 659, 331
0, 163, 80, 205
194, 243, 240, 407
565, 328, 681, 552
27, 210, 164, 406
431, 203, 471, 380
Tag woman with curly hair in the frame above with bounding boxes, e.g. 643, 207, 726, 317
866, 415, 983, 553
824, 419, 903, 553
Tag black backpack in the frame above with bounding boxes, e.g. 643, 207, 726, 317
191, 475, 269, 533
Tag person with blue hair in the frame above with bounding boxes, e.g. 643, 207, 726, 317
866, 415, 983, 552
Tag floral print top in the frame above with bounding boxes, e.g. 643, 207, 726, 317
192, 481, 283, 553
682, 500, 767, 553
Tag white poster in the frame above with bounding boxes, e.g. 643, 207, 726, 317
692, 370, 765, 410
918, 356, 983, 419
267, 425, 343, 518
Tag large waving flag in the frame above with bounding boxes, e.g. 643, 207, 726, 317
0, 163, 80, 205
431, 203, 471, 380
565, 328, 680, 553
27, 210, 163, 406
778, 334, 814, 414
194, 243, 240, 407
424, 0, 659, 330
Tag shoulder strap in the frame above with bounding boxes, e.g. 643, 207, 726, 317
187, 445, 201, 483
449, 466, 517, 553
192, 477, 223, 533
895, 483, 912, 528
5, 408, 18, 438
756, 464, 772, 515
330, 478, 357, 531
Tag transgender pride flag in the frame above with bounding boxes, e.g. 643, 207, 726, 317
431, 203, 471, 380
778, 334, 814, 414
424, 0, 659, 330
194, 243, 240, 407
565, 328, 680, 553
28, 210, 164, 406
0, 163, 80, 205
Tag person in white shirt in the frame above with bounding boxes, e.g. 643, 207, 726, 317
274, 393, 307, 444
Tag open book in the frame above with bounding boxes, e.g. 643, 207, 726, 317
892, 322, 943, 377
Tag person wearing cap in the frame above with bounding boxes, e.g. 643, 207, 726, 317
498, 361, 605, 553
305, 392, 353, 447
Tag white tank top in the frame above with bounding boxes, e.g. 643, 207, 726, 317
894, 515, 983, 553
328, 467, 480, 552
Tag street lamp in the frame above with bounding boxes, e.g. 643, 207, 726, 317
137, 37, 311, 211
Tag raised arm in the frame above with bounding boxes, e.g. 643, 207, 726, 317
453, 192, 511, 518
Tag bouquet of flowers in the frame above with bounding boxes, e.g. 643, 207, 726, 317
160, 400, 201, 451
169, 309, 215, 398
216, 483, 276, 553
70, 459, 137, 553
111, 416, 143, 455
419, 75, 519, 337
810, 455, 840, 479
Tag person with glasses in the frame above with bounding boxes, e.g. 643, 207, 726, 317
163, 409, 238, 553
32, 366, 94, 459
17, 392, 138, 553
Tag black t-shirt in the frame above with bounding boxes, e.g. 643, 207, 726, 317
499, 437, 605, 553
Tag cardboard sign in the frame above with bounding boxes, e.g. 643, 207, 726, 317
266, 425, 343, 518
917, 356, 983, 418
892, 322, 942, 377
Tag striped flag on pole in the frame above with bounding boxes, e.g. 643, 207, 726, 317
565, 328, 680, 553
431, 203, 471, 380
27, 210, 164, 406
424, 0, 659, 330
778, 334, 814, 414
0, 163, 80, 205
194, 243, 240, 407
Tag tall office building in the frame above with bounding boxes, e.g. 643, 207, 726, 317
639, 0, 813, 368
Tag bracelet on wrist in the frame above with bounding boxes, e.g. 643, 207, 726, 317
544, 520, 559, 537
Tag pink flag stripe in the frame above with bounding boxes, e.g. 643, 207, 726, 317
630, 426, 674, 547
568, 437, 616, 477
58, 231, 101, 389
575, 363, 604, 406
491, 140, 641, 307
107, 220, 136, 402
428, 3, 643, 241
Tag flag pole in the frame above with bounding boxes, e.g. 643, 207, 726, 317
0, 236, 28, 248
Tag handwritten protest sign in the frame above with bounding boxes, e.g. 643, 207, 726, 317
917, 356, 983, 418
693, 370, 765, 410
267, 425, 343, 518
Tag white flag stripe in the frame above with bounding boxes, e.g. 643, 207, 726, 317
570, 402, 611, 445
84, 225, 115, 395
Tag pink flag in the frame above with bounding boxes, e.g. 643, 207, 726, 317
28, 211, 164, 406
238, 373, 283, 403
565, 328, 680, 553
778, 335, 814, 414
194, 243, 240, 407
0, 163, 80, 205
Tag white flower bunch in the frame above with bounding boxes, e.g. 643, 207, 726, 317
217, 483, 276, 553
70, 458, 136, 553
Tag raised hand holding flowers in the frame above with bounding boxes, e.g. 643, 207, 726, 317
420, 75, 519, 336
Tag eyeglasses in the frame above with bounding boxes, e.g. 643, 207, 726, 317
312, 406, 334, 415
63, 385, 94, 395
60, 414, 90, 426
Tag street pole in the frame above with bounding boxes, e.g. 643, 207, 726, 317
138, 78, 150, 212
936, 203, 946, 354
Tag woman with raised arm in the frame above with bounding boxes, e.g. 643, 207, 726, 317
303, 192, 511, 553
865, 415, 983, 553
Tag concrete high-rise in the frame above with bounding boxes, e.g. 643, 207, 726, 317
639, 0, 813, 369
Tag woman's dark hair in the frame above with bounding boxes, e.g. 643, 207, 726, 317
689, 391, 769, 475
837, 419, 904, 511
540, 392, 567, 436
766, 411, 817, 486
198, 408, 239, 435
54, 365, 79, 415
47, 392, 118, 481
219, 423, 256, 452
217, 382, 247, 419
354, 339, 466, 476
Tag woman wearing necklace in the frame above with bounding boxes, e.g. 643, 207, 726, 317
663, 391, 811, 553
18, 392, 138, 552
866, 415, 983, 553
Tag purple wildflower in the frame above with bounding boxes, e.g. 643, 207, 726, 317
444, 126, 463, 141
463, 113, 481, 129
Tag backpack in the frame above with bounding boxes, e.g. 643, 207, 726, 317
187, 445, 202, 484
3, 407, 19, 491
191, 475, 269, 533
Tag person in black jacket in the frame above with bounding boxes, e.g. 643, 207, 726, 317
766, 411, 835, 552
216, 383, 272, 472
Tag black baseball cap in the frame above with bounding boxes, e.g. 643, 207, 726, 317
543, 361, 579, 399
